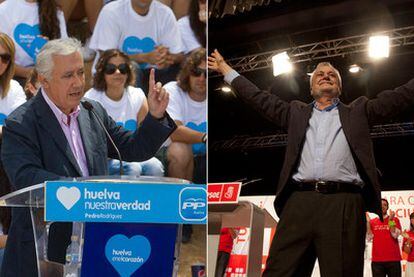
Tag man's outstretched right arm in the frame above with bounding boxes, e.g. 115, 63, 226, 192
208, 49, 291, 129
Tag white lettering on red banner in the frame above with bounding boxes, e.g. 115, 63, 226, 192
208, 183, 241, 203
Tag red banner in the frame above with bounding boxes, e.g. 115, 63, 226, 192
208, 183, 241, 203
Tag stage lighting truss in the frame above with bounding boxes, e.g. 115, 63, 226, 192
211, 122, 414, 151
209, 0, 282, 18
209, 26, 414, 77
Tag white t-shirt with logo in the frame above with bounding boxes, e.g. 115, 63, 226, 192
84, 86, 146, 131
178, 16, 202, 54
85, 85, 163, 176
0, 0, 67, 67
164, 81, 206, 154
90, 0, 183, 68
0, 80, 26, 125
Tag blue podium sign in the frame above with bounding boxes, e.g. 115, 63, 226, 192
81, 223, 178, 277
45, 181, 207, 224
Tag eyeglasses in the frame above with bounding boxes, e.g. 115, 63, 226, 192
104, 63, 129, 75
0, 53, 11, 64
191, 67, 206, 77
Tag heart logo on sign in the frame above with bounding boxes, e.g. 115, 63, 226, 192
122, 36, 156, 68
186, 121, 207, 155
105, 234, 151, 276
13, 23, 47, 60
56, 186, 81, 210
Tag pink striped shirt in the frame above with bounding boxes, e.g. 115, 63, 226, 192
41, 89, 89, 177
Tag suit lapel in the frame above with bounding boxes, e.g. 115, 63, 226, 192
338, 103, 352, 146
297, 104, 313, 142
77, 106, 95, 175
33, 93, 83, 176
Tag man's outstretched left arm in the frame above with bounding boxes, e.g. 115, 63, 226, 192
366, 78, 414, 125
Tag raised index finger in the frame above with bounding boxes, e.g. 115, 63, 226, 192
149, 68, 155, 91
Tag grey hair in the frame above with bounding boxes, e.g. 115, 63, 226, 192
35, 38, 83, 80
310, 62, 342, 94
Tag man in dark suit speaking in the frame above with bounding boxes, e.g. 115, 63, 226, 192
208, 50, 414, 277
0, 38, 176, 276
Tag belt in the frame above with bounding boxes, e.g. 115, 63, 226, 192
291, 180, 361, 194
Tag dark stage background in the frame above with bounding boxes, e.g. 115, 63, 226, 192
208, 0, 414, 195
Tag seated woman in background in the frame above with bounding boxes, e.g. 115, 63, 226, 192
0, 33, 26, 272
0, 0, 67, 84
85, 49, 164, 177
178, 0, 206, 54
0, 33, 26, 134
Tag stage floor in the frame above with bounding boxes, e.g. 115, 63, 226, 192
179, 225, 206, 276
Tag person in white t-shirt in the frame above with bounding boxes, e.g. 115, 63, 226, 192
178, 0, 206, 54
0, 33, 26, 137
0, 0, 68, 82
90, 0, 184, 92
85, 49, 164, 176
0, 33, 26, 272
162, 47, 206, 182
162, 48, 206, 243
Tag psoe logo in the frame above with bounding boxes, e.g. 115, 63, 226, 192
56, 186, 81, 210
179, 187, 207, 221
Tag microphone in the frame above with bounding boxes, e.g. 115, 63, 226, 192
81, 101, 124, 176
233, 178, 263, 187
241, 178, 263, 187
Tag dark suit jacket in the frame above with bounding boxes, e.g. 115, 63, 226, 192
0, 92, 176, 276
231, 75, 414, 220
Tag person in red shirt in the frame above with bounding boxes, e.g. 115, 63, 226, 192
368, 198, 402, 277
215, 228, 239, 277
402, 212, 414, 277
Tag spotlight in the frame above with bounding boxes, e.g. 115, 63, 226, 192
221, 86, 232, 93
369, 35, 389, 59
349, 64, 361, 73
272, 52, 293, 77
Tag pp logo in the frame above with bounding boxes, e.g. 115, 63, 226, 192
179, 187, 207, 221
56, 186, 81, 210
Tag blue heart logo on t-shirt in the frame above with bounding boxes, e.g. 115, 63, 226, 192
0, 113, 6, 125
122, 36, 156, 68
116, 119, 137, 132
105, 234, 151, 277
30, 36, 48, 62
13, 23, 48, 61
186, 121, 206, 155
124, 119, 137, 131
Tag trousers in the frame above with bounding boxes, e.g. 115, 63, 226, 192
263, 190, 366, 277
